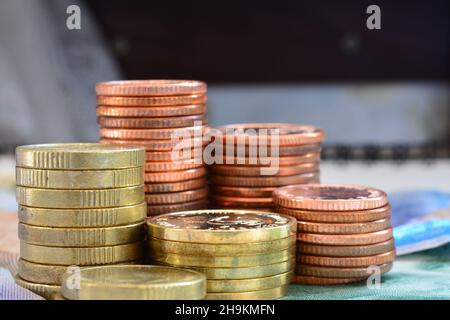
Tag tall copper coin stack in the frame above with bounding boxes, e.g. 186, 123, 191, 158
146, 210, 297, 300
15, 143, 146, 299
208, 123, 325, 210
273, 184, 395, 285
96, 80, 209, 216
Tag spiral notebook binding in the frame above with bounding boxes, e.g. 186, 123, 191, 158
322, 140, 450, 162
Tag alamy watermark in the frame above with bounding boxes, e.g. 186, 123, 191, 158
66, 5, 81, 30
169, 122, 281, 175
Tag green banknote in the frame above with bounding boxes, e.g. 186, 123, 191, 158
285, 244, 450, 300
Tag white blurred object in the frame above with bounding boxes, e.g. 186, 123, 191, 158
0, 0, 120, 145
208, 83, 449, 144
0, 155, 14, 188
321, 159, 450, 193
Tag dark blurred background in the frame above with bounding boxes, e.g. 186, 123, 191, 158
0, 0, 449, 161
88, 0, 449, 82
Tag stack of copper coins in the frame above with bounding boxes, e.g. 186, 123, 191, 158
208, 123, 325, 211
273, 184, 395, 285
147, 210, 296, 300
15, 143, 146, 299
96, 80, 209, 216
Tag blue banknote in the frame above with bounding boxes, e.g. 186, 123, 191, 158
390, 190, 450, 255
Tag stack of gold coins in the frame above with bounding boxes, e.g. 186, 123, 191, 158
96, 80, 209, 216
147, 210, 297, 300
208, 123, 325, 210
273, 184, 395, 285
15, 143, 146, 299
61, 265, 206, 300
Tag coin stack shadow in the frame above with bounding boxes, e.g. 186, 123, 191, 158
208, 123, 325, 211
146, 210, 297, 300
15, 143, 147, 299
96, 80, 210, 216
273, 184, 395, 285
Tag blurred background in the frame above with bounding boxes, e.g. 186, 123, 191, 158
0, 0, 449, 209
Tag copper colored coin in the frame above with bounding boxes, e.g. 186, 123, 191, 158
218, 123, 325, 145
96, 80, 207, 96
223, 143, 322, 157
210, 195, 273, 208
275, 205, 391, 223
297, 218, 391, 234
99, 125, 208, 140
145, 187, 208, 205
213, 206, 275, 212
293, 275, 366, 285
297, 228, 393, 245
297, 250, 396, 267
296, 262, 393, 279
100, 138, 206, 151
209, 162, 319, 177
147, 199, 208, 216
96, 104, 206, 118
144, 178, 207, 193
297, 239, 395, 257
97, 94, 207, 107
273, 184, 388, 211
98, 114, 207, 129
146, 149, 203, 162
211, 186, 277, 198
144, 167, 206, 182
210, 172, 320, 187
223, 152, 321, 166
145, 159, 203, 172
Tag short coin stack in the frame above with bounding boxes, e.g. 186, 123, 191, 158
147, 210, 297, 300
273, 184, 395, 285
15, 143, 146, 299
61, 265, 206, 300
209, 123, 325, 211
96, 80, 209, 216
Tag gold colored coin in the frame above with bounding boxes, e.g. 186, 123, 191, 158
147, 210, 297, 243
205, 285, 288, 300
296, 262, 394, 278
16, 167, 144, 189
18, 203, 147, 228
298, 250, 396, 267
148, 236, 296, 256
18, 259, 141, 285
157, 259, 295, 280
16, 143, 145, 169
297, 239, 395, 257
15, 276, 63, 300
19, 222, 144, 247
150, 247, 295, 268
207, 271, 293, 293
16, 185, 144, 208
61, 265, 206, 300
297, 218, 391, 234
20, 241, 144, 265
